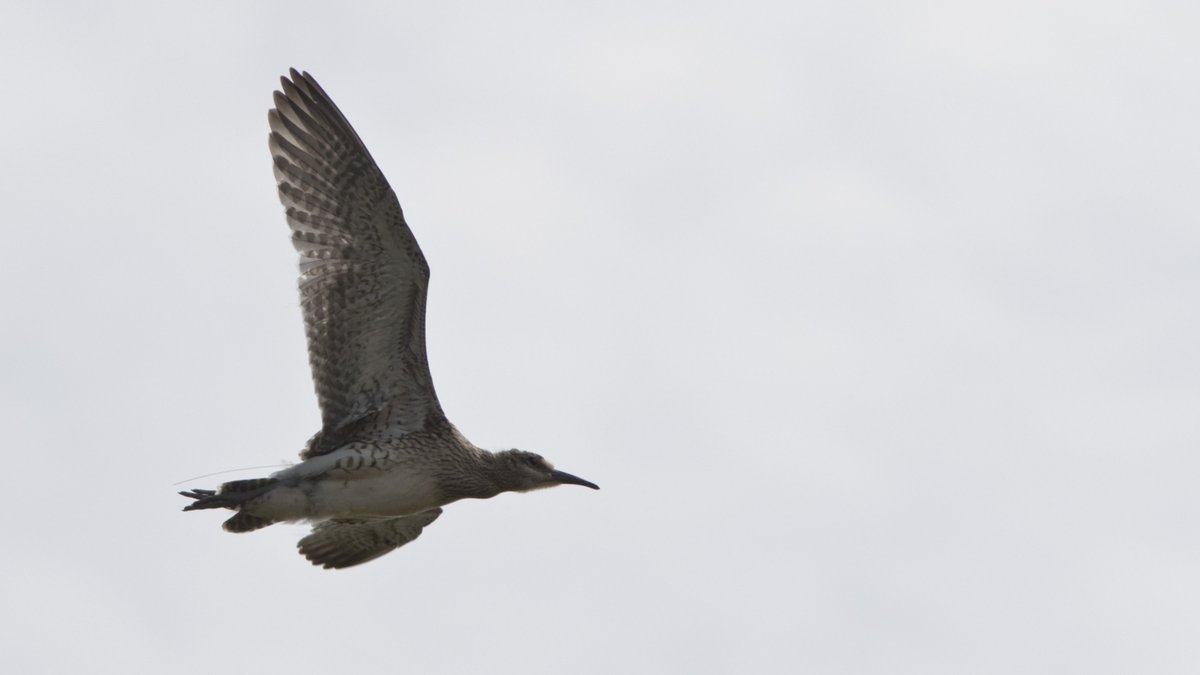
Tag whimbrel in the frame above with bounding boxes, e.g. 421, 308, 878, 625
181, 69, 598, 569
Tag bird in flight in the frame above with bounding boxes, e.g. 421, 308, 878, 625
181, 69, 597, 569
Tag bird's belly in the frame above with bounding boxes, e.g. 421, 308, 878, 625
310, 472, 442, 519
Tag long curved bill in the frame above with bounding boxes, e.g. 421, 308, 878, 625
551, 469, 600, 490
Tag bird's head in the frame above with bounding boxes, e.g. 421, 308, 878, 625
492, 449, 599, 493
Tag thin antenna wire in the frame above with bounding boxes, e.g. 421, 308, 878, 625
173, 464, 287, 486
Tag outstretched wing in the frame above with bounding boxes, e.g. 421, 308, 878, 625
297, 509, 443, 569
268, 69, 443, 456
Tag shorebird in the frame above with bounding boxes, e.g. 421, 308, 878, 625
181, 69, 598, 569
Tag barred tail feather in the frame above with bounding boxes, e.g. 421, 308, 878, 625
179, 476, 279, 534
218, 477, 277, 494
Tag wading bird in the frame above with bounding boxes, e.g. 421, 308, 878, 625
181, 69, 598, 569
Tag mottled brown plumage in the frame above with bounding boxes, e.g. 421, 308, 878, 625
181, 69, 597, 569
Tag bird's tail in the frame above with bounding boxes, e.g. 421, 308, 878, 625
179, 477, 279, 533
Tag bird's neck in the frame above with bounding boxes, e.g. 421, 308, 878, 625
437, 448, 507, 501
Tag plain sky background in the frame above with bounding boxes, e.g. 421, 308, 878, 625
2, 1, 1198, 673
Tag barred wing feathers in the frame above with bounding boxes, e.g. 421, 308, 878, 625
268, 69, 443, 457
297, 509, 443, 569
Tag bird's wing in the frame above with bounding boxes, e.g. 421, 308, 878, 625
268, 69, 443, 456
297, 509, 443, 569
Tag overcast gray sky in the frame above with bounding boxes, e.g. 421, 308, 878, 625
2, 1, 1198, 673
